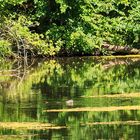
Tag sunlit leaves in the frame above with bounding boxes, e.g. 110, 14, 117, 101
0, 0, 26, 5
0, 40, 12, 57
55, 0, 69, 13
0, 16, 60, 57
0, 0, 140, 56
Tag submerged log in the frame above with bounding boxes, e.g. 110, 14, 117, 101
102, 43, 140, 54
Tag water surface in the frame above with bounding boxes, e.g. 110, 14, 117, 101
0, 56, 140, 139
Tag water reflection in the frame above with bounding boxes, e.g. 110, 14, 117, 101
0, 57, 140, 139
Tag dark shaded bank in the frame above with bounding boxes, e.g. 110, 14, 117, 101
2, 43, 140, 59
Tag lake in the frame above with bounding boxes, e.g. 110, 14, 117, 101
0, 56, 140, 139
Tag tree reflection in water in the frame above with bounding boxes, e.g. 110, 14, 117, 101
0, 57, 140, 139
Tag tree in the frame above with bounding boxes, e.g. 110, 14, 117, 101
0, 0, 140, 57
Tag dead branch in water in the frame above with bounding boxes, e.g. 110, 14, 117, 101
102, 43, 140, 54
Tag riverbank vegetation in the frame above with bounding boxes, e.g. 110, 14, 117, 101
0, 0, 140, 58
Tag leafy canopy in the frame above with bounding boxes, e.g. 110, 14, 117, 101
0, 0, 140, 57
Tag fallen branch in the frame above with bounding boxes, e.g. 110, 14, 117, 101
102, 43, 140, 54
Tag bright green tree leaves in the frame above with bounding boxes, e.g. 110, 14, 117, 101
0, 0, 140, 57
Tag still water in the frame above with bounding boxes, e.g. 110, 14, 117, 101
0, 56, 140, 139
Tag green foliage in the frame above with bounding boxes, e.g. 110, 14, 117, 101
0, 40, 12, 57
0, 16, 60, 57
0, 0, 140, 57
44, 0, 140, 55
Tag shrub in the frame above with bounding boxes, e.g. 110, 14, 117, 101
0, 16, 60, 57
